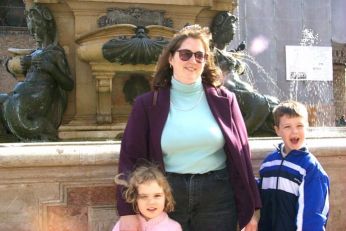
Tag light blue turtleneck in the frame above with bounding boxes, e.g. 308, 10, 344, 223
161, 77, 226, 174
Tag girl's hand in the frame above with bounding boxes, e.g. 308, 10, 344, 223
119, 215, 141, 231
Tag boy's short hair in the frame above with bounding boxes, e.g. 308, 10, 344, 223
273, 100, 308, 126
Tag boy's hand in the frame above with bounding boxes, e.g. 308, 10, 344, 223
119, 215, 141, 231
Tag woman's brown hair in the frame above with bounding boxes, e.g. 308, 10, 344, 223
152, 24, 223, 89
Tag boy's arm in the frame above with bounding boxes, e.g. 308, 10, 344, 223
297, 171, 330, 231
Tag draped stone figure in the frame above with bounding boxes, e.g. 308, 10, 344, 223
211, 11, 278, 136
1, 4, 74, 141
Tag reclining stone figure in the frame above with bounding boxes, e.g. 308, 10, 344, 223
1, 4, 74, 141
211, 11, 278, 136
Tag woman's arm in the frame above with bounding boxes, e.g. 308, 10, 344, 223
117, 95, 150, 215
241, 211, 259, 231
225, 87, 262, 209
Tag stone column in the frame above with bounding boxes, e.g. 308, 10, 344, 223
332, 41, 346, 120
333, 64, 346, 118
94, 71, 115, 124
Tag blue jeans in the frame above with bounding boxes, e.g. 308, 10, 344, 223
167, 168, 237, 231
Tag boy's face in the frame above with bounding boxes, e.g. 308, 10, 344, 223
275, 115, 307, 154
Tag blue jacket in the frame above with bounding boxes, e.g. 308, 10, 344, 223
117, 83, 261, 229
258, 143, 330, 231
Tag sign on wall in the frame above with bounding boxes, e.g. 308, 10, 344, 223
285, 46, 333, 81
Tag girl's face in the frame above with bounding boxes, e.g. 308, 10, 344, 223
274, 115, 307, 154
136, 180, 165, 220
169, 37, 206, 84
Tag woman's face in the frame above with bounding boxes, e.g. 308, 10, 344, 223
169, 37, 206, 84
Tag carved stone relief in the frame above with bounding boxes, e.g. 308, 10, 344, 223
98, 7, 173, 28
102, 26, 169, 65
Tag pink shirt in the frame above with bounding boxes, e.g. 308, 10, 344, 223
112, 212, 182, 231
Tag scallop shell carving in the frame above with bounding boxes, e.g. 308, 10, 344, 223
102, 26, 169, 65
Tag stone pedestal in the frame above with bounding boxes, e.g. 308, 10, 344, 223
0, 141, 120, 231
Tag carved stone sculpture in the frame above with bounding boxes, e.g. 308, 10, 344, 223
1, 4, 74, 141
103, 26, 169, 65
211, 11, 278, 136
97, 7, 173, 28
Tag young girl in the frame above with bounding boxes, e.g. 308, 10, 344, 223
112, 164, 182, 231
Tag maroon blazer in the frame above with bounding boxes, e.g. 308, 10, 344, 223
117, 83, 261, 229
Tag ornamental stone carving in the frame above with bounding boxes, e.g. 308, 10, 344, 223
98, 7, 173, 28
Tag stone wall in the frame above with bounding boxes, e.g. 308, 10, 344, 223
0, 137, 345, 231
0, 141, 120, 231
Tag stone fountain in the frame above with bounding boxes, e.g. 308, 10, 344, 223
0, 1, 345, 231
44, 0, 238, 141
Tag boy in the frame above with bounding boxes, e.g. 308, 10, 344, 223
258, 100, 330, 231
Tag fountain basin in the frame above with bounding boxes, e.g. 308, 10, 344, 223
0, 136, 345, 230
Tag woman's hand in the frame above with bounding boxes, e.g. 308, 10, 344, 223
119, 215, 141, 231
241, 211, 258, 231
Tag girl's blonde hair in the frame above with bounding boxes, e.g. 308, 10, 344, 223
115, 163, 175, 213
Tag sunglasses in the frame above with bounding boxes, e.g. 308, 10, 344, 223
176, 49, 208, 63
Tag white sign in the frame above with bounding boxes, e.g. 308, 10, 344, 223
285, 46, 333, 81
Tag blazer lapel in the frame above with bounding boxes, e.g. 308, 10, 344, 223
204, 85, 231, 130
148, 87, 170, 166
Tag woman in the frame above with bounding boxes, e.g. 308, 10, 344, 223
116, 25, 260, 231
